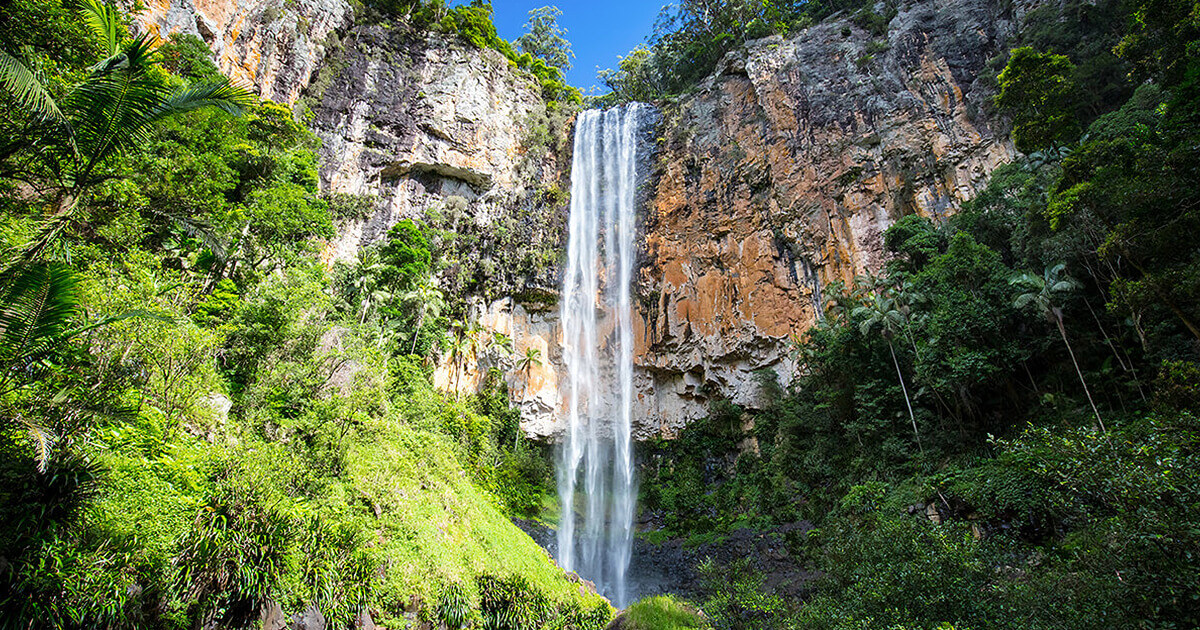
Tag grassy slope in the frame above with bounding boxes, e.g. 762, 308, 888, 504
350, 424, 600, 609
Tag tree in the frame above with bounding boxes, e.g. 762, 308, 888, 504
490, 332, 513, 366
1011, 264, 1106, 432
1114, 0, 1200, 84
597, 45, 662, 104
516, 6, 573, 76
351, 250, 391, 324
0, 263, 165, 470
1046, 84, 1200, 344
854, 292, 923, 454
516, 346, 542, 380
0, 0, 252, 264
399, 276, 445, 354
445, 324, 468, 398
995, 47, 1081, 153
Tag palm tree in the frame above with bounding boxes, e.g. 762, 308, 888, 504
1011, 263, 1106, 432
444, 323, 469, 398
491, 331, 513, 356
351, 251, 392, 324
0, 263, 168, 470
399, 277, 445, 354
854, 292, 923, 454
441, 322, 489, 397
820, 280, 852, 325
891, 279, 927, 354
516, 346, 542, 380
0, 0, 252, 264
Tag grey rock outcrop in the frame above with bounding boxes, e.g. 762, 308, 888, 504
132, 0, 352, 104
308, 25, 570, 291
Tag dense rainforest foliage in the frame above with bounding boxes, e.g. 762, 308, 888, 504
0, 0, 603, 628
3, 0, 1200, 628
638, 0, 1200, 628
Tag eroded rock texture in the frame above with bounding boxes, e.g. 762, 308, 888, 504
131, 0, 352, 104
302, 24, 575, 434
310, 25, 566, 274
631, 0, 1024, 435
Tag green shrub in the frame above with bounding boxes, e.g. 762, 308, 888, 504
437, 582, 473, 629
624, 595, 711, 629
698, 559, 794, 630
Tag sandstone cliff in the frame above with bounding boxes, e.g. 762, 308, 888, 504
630, 0, 1024, 434
130, 0, 1029, 440
131, 0, 351, 104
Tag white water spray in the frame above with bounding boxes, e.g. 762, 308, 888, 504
556, 104, 644, 607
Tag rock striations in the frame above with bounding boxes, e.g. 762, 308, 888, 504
632, 0, 1026, 434
132, 0, 1031, 439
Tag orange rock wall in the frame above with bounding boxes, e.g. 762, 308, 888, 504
630, 0, 1024, 435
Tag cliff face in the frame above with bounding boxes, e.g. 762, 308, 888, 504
309, 25, 566, 271
303, 23, 577, 434
132, 0, 351, 104
629, 0, 1024, 434
132, 0, 1028, 440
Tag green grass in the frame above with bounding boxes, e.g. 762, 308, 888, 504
621, 595, 710, 630
347, 423, 608, 614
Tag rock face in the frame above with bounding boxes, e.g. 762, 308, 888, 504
131, 0, 1029, 439
131, 0, 352, 104
630, 0, 1025, 434
309, 24, 567, 276
301, 23, 574, 434
432, 297, 566, 437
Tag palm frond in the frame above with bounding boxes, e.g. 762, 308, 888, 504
0, 49, 64, 121
68, 36, 171, 183
1050, 279, 1080, 293
79, 0, 123, 57
0, 264, 173, 387
856, 317, 874, 337
64, 308, 177, 341
1013, 293, 1038, 310
18, 417, 55, 473
1008, 271, 1041, 289
144, 205, 229, 263
0, 263, 81, 374
159, 79, 255, 117
12, 207, 86, 267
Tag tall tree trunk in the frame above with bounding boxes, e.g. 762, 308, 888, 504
889, 341, 923, 455
1055, 312, 1107, 432
410, 309, 425, 354
1082, 295, 1147, 401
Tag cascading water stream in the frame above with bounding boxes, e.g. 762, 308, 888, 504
556, 104, 645, 608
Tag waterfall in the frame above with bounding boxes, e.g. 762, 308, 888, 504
556, 104, 644, 607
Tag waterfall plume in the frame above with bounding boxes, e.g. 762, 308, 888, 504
556, 104, 645, 607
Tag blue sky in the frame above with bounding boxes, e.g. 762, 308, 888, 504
487, 1, 666, 92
